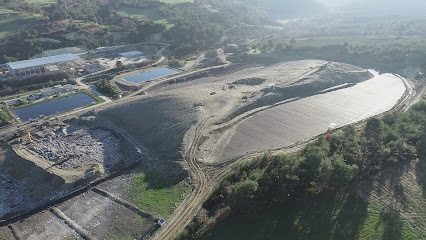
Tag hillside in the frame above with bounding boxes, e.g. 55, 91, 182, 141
0, 0, 282, 62
176, 95, 426, 240
257, 0, 327, 18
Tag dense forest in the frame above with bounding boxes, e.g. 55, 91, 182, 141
177, 98, 426, 239
0, 0, 280, 61
1, 0, 426, 63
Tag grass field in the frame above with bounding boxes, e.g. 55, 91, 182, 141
118, 7, 174, 29
158, 0, 194, 4
200, 193, 420, 240
128, 172, 190, 218
25, 0, 57, 7
0, 9, 39, 39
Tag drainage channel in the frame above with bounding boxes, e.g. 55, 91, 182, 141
7, 225, 20, 240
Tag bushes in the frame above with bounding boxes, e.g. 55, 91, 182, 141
0, 108, 12, 127
202, 99, 426, 227
418, 137, 426, 161
95, 79, 119, 97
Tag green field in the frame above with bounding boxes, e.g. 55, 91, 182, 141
200, 193, 420, 240
128, 171, 190, 218
0, 9, 39, 39
118, 7, 174, 29
158, 0, 194, 4
25, 0, 57, 7
0, 107, 12, 126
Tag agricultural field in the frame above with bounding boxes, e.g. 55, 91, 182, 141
118, 7, 174, 29
158, 0, 194, 4
0, 9, 39, 39
25, 0, 57, 7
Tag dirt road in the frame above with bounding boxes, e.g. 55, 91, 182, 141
150, 74, 416, 240
0, 61, 418, 240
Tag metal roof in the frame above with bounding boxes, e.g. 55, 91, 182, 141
7, 54, 81, 70
119, 51, 143, 57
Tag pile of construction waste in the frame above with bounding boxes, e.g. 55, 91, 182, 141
0, 173, 29, 218
31, 127, 123, 171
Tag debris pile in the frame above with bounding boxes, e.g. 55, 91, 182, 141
31, 127, 123, 171
0, 173, 29, 217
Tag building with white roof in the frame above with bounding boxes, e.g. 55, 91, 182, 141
40, 84, 75, 97
6, 54, 81, 77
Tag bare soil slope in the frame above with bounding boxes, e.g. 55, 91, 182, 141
98, 95, 198, 160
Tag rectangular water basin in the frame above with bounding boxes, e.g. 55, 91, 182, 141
13, 93, 96, 122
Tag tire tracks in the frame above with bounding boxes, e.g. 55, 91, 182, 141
151, 117, 214, 240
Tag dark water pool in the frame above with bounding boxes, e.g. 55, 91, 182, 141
13, 93, 96, 122
123, 68, 179, 83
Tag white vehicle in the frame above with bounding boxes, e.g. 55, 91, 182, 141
157, 218, 165, 226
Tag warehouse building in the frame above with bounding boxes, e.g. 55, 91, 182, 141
6, 54, 81, 77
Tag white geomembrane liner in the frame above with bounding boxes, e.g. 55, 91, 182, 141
220, 71, 406, 160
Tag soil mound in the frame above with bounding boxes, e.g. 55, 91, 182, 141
221, 62, 373, 123
98, 95, 197, 160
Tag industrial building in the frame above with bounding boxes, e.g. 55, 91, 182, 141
6, 54, 81, 77
40, 84, 75, 97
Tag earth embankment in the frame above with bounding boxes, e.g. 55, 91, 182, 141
98, 95, 198, 160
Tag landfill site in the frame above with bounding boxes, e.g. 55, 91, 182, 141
0, 59, 417, 240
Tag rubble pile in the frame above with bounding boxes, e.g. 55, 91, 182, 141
31, 127, 123, 171
0, 173, 30, 217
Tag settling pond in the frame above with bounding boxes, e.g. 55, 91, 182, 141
13, 93, 96, 122
123, 67, 179, 83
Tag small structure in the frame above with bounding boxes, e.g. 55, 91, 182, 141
268, 84, 275, 90
322, 62, 328, 68
40, 84, 75, 97
27, 94, 38, 100
157, 218, 165, 226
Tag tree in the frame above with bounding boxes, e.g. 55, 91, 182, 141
115, 61, 123, 69
227, 179, 258, 212
417, 136, 426, 161
331, 154, 359, 189
258, 155, 302, 200
365, 117, 384, 141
